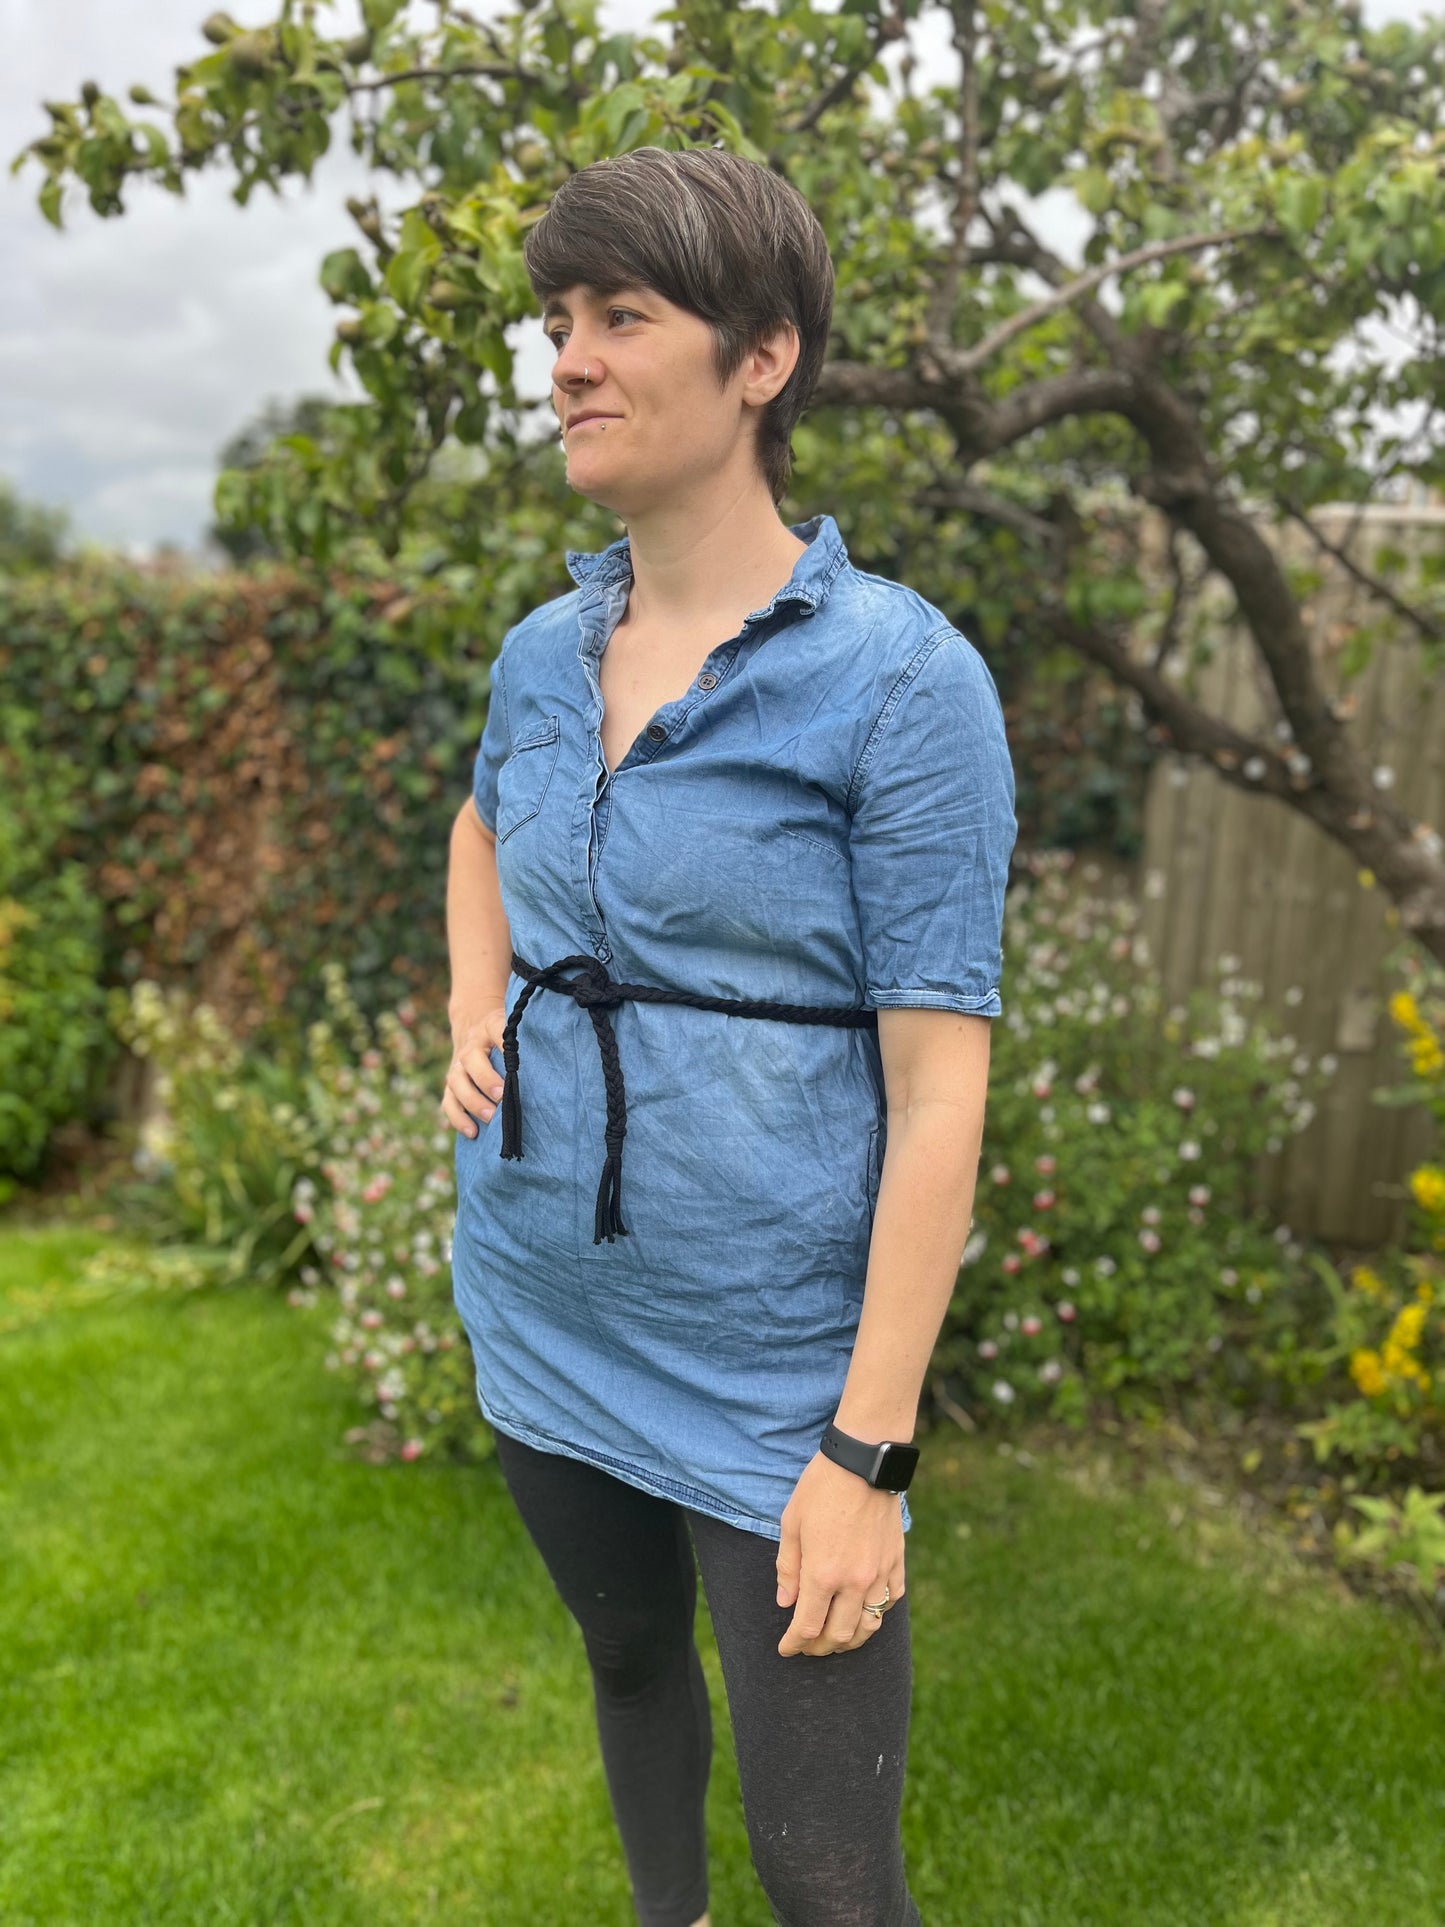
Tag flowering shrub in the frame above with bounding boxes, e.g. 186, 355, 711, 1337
936, 852, 1335, 1425
1295, 963, 1445, 1476
108, 979, 323, 1287
301, 963, 492, 1468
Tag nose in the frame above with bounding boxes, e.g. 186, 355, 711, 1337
552, 336, 600, 399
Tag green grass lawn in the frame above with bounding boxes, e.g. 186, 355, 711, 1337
2, 1222, 1443, 1926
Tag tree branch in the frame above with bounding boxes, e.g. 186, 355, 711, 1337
1282, 497, 1443, 648
924, 225, 1277, 384
923, 0, 981, 351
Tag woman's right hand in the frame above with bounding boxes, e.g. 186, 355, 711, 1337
442, 1005, 509, 1137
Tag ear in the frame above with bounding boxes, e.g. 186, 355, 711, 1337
740, 318, 801, 408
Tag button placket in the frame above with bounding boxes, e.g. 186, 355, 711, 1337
572, 601, 620, 960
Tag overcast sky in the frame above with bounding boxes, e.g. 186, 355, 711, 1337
1, 0, 1435, 558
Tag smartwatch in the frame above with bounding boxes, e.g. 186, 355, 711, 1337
819, 1421, 920, 1493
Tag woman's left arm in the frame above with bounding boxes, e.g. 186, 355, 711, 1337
775, 1006, 991, 1657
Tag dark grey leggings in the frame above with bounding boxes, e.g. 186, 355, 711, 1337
492, 1428, 922, 1927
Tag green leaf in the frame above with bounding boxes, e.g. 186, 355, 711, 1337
1140, 280, 1188, 327
1075, 167, 1112, 215
1277, 175, 1324, 239
319, 247, 374, 304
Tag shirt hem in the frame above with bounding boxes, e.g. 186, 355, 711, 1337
868, 987, 1001, 1016
479, 1398, 787, 1542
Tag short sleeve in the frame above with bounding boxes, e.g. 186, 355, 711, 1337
471, 645, 510, 834
848, 629, 1018, 1017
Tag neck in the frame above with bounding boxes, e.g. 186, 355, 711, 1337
615, 483, 809, 633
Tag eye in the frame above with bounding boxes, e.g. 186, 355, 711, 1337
546, 307, 640, 350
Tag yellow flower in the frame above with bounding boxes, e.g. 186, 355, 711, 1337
1416, 1280, 1436, 1305
1389, 989, 1422, 1031
1388, 1303, 1427, 1353
1350, 1348, 1386, 1398
1349, 1264, 1385, 1298
1409, 1037, 1445, 1078
1410, 1166, 1445, 1217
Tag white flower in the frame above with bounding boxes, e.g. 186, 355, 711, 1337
991, 1380, 1016, 1404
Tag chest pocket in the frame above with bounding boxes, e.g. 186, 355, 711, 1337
495, 715, 560, 842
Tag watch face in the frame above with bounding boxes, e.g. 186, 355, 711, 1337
874, 1443, 921, 1492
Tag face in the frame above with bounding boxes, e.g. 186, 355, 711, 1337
544, 281, 797, 516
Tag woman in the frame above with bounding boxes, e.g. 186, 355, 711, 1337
443, 146, 1017, 1927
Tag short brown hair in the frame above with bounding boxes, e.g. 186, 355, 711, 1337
522, 146, 835, 507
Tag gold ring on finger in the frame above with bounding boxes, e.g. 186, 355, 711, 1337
862, 1582, 891, 1620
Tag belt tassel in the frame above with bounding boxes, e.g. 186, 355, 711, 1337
594, 1138, 628, 1245
499, 1037, 524, 1160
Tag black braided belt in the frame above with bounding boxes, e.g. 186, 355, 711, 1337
501, 949, 880, 1245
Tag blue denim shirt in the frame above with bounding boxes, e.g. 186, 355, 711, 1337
450, 512, 1017, 1539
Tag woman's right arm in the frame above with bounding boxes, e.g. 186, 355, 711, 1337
442, 799, 512, 1137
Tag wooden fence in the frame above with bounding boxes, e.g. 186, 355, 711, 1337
1124, 502, 1443, 1251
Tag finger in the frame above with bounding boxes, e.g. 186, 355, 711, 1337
459, 1046, 506, 1109
775, 1519, 802, 1609
778, 1575, 834, 1657
811, 1587, 867, 1655
439, 1086, 480, 1135
447, 1058, 505, 1127
843, 1604, 886, 1652
470, 1040, 507, 1093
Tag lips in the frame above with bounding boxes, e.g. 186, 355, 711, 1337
567, 412, 622, 430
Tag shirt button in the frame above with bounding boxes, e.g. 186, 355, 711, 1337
646, 723, 666, 741
697, 672, 718, 691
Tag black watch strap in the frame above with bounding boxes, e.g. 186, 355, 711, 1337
819, 1422, 920, 1493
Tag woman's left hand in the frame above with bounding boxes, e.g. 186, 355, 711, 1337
775, 1452, 906, 1657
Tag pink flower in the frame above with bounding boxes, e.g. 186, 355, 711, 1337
401, 1438, 424, 1460
1034, 1154, 1057, 1175
1172, 1086, 1196, 1111
1139, 1229, 1161, 1253
1032, 1189, 1056, 1210
1031, 1079, 1052, 1099
990, 1164, 1012, 1185
1021, 1314, 1042, 1337
978, 1339, 999, 1360
293, 1204, 313, 1223
1002, 1253, 1021, 1274
1188, 1185, 1211, 1206
1140, 1204, 1161, 1226
360, 1309, 384, 1330
1056, 1301, 1077, 1322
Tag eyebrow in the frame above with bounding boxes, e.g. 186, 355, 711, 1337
541, 287, 643, 323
